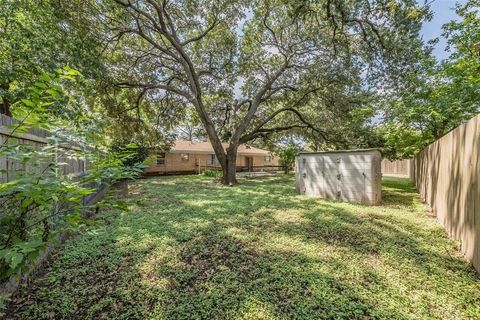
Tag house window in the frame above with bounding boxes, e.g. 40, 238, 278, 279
208, 154, 218, 165
181, 153, 189, 161
264, 156, 271, 162
157, 152, 166, 165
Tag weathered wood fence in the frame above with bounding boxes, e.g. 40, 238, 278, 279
0, 114, 115, 211
0, 114, 118, 295
384, 114, 480, 272
381, 158, 413, 177
0, 114, 87, 182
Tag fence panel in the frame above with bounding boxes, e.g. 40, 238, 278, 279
0, 114, 86, 180
379, 114, 480, 272
381, 159, 412, 177
411, 114, 480, 272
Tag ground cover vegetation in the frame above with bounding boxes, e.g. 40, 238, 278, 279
5, 175, 480, 319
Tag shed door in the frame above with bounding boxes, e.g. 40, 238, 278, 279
323, 155, 340, 199
338, 154, 367, 203
302, 156, 324, 196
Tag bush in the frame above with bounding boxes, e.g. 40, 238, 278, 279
278, 145, 299, 173
204, 169, 223, 178
0, 69, 144, 292
110, 140, 149, 167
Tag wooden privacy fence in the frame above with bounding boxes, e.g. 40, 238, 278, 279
0, 114, 112, 211
385, 114, 480, 272
0, 114, 87, 182
381, 159, 413, 177
413, 114, 479, 272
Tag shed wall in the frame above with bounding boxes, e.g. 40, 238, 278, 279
296, 151, 382, 205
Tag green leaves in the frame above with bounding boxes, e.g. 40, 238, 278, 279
0, 239, 45, 276
278, 145, 298, 170
20, 99, 35, 107
0, 70, 142, 285
0, 250, 24, 270
378, 0, 480, 158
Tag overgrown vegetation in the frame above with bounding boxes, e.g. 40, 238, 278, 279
5, 175, 480, 319
0, 70, 143, 294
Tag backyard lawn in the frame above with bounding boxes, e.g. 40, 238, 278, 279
6, 175, 480, 319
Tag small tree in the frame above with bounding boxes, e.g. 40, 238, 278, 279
278, 145, 298, 174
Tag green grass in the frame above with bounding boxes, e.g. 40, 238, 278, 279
6, 175, 480, 319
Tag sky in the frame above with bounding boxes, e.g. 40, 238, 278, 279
420, 0, 469, 61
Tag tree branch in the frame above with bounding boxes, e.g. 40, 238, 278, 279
239, 107, 328, 143
181, 17, 219, 46
115, 81, 192, 101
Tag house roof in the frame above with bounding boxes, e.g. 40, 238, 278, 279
169, 140, 273, 156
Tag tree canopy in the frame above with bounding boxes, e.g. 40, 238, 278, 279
1, 0, 478, 174
68, 0, 428, 183
379, 0, 480, 159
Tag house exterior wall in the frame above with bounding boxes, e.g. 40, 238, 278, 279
295, 150, 382, 205
145, 152, 279, 175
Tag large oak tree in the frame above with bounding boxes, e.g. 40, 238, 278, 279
94, 0, 426, 184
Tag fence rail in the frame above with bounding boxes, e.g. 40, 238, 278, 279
201, 165, 287, 173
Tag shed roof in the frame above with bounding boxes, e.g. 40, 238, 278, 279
169, 140, 273, 156
297, 148, 382, 155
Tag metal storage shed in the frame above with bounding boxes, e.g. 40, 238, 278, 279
295, 149, 382, 205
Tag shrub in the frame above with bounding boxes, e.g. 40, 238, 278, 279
278, 145, 299, 173
0, 69, 143, 290
110, 140, 149, 168
204, 169, 222, 178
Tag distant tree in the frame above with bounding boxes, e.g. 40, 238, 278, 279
278, 145, 299, 174
175, 110, 207, 142
379, 0, 480, 159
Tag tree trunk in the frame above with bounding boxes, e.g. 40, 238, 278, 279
221, 145, 238, 185
1, 83, 12, 117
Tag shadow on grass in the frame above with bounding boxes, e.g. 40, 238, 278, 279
7, 175, 480, 319
381, 177, 418, 208
158, 224, 402, 319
